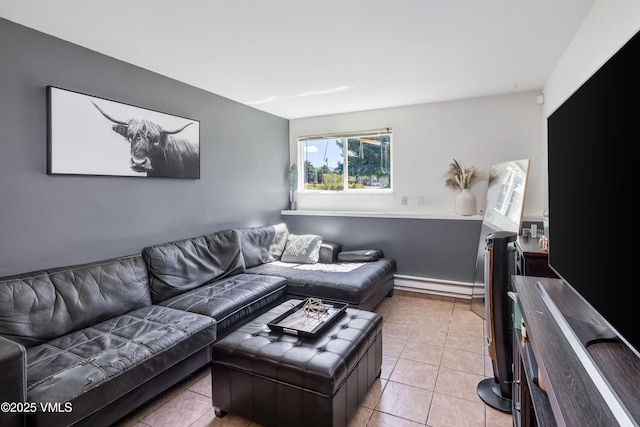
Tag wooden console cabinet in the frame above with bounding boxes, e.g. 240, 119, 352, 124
512, 324, 556, 427
512, 276, 640, 426
515, 236, 557, 278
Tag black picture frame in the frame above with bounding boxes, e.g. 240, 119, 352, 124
47, 86, 200, 178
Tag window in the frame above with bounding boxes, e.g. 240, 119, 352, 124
298, 128, 392, 192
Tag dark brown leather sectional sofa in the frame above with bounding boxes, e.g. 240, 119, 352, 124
0, 223, 395, 427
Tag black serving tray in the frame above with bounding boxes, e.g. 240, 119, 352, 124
267, 299, 348, 337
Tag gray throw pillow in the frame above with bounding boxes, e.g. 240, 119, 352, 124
281, 234, 323, 264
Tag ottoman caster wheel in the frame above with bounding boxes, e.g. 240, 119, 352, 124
213, 407, 227, 418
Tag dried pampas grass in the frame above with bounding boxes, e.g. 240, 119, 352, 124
444, 159, 484, 190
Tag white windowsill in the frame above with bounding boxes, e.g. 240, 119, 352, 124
281, 210, 482, 220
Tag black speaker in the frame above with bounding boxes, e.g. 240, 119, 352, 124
477, 230, 517, 413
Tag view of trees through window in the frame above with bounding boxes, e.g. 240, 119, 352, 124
300, 130, 391, 191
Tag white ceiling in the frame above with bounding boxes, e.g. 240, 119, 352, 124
0, 0, 595, 119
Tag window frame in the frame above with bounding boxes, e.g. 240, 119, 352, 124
297, 128, 393, 194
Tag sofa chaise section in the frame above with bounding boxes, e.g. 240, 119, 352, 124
245, 258, 395, 311
236, 224, 396, 311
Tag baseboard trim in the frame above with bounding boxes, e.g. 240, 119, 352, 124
393, 274, 477, 300
471, 282, 485, 297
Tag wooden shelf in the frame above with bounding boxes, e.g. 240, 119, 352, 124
512, 276, 640, 426
281, 210, 482, 220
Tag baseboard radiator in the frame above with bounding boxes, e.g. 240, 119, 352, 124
393, 274, 477, 300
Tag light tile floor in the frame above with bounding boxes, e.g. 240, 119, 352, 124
113, 291, 513, 427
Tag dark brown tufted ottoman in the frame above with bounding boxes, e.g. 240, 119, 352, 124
211, 298, 383, 427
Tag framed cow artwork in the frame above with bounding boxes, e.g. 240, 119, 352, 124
47, 86, 200, 178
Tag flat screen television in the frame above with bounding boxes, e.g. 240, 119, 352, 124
547, 28, 640, 358
546, 30, 640, 425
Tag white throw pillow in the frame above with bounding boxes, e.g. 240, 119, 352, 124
281, 234, 323, 264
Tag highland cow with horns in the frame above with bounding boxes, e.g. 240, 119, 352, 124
92, 101, 199, 178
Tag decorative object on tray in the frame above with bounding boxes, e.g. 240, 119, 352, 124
289, 163, 298, 210
444, 158, 484, 215
267, 298, 347, 337
303, 297, 326, 319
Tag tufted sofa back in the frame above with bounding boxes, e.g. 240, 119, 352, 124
0, 255, 151, 347
143, 228, 246, 303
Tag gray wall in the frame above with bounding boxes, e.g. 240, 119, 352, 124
0, 17, 487, 286
283, 216, 481, 283
0, 18, 289, 276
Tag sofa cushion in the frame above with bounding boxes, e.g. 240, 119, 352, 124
25, 305, 216, 426
246, 258, 397, 307
319, 241, 342, 264
281, 234, 323, 264
158, 273, 287, 333
235, 223, 289, 268
337, 249, 384, 262
143, 228, 246, 303
0, 255, 151, 347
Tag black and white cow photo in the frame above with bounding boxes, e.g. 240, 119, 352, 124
47, 86, 200, 178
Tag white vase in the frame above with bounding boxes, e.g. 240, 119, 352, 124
455, 189, 476, 215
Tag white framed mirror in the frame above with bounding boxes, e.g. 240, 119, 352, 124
470, 159, 530, 318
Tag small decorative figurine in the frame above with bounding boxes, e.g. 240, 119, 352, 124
538, 234, 549, 252
303, 298, 326, 319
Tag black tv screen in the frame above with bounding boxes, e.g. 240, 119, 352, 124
547, 29, 639, 355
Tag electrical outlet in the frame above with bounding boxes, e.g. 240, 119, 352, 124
401, 196, 408, 205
